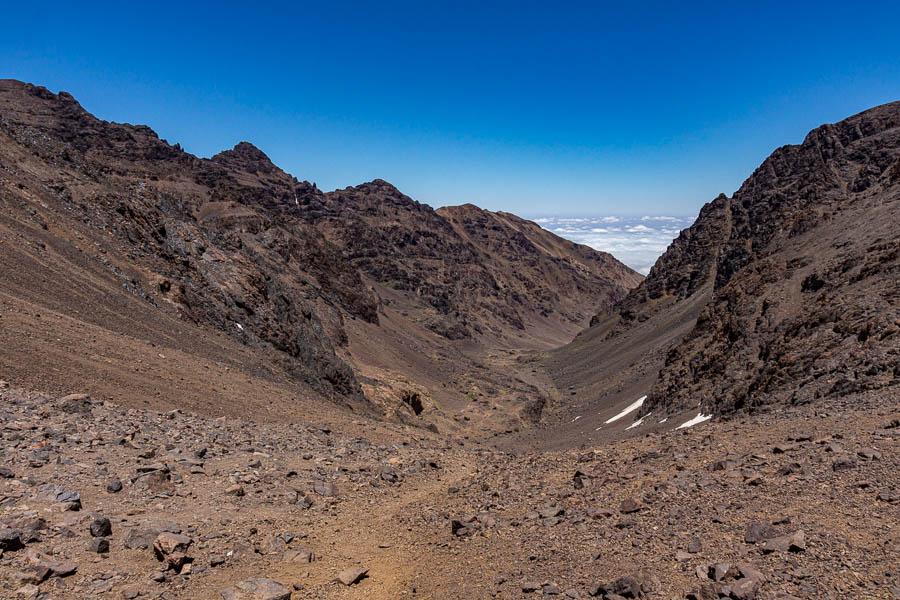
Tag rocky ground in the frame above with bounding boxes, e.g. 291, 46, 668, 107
2, 78, 899, 600
1, 379, 897, 599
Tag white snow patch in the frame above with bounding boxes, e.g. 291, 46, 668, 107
604, 396, 646, 424
658, 418, 668, 424
626, 412, 650, 430
572, 415, 581, 422
676, 413, 712, 429
235, 323, 244, 331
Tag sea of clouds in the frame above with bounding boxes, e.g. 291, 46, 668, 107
529, 215, 695, 275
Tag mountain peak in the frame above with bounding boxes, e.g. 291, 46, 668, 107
353, 178, 403, 195
211, 141, 277, 174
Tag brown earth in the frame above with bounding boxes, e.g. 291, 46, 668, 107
0, 384, 896, 599
1, 80, 899, 599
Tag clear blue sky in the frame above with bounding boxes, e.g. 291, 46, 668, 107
3, 1, 899, 216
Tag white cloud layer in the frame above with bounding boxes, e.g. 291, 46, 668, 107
532, 215, 694, 275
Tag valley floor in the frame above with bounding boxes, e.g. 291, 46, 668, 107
1, 382, 898, 599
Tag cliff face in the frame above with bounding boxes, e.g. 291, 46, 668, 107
647, 103, 900, 415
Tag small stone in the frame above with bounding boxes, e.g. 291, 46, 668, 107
708, 562, 732, 582
744, 522, 777, 544
282, 549, 314, 563
541, 582, 560, 595
107, 478, 123, 493
153, 532, 192, 571
225, 485, 245, 497
14, 584, 40, 598
730, 563, 766, 600
10, 566, 51, 586
90, 516, 112, 537
857, 447, 882, 460
538, 506, 564, 519
220, 577, 292, 600
762, 530, 805, 553
877, 489, 899, 503
334, 566, 368, 586
687, 583, 722, 600
35, 483, 81, 510
0, 528, 24, 551
124, 529, 155, 550
59, 393, 92, 413
832, 457, 856, 471
611, 575, 643, 597
87, 537, 110, 553
313, 480, 338, 497
26, 551, 77, 578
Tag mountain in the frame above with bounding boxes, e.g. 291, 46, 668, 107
647, 102, 900, 415
0, 79, 640, 430
437, 204, 641, 344
0, 80, 897, 600
545, 101, 900, 439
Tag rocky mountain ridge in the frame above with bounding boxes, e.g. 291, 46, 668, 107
0, 79, 639, 429
0, 80, 899, 600
544, 100, 900, 442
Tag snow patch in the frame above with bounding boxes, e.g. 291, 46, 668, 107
571, 415, 581, 422
676, 413, 712, 429
604, 396, 646, 424
626, 412, 650, 430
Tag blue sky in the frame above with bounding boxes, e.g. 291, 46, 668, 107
2, 1, 899, 216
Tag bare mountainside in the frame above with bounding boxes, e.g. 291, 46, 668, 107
0, 79, 639, 432
543, 101, 900, 446
0, 81, 898, 600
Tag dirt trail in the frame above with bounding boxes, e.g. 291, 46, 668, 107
294, 455, 476, 599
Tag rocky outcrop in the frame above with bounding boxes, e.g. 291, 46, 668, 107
547, 102, 900, 433
646, 102, 900, 416
566, 101, 900, 420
